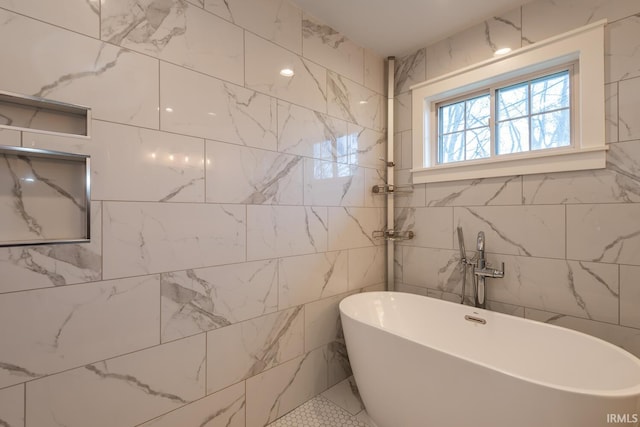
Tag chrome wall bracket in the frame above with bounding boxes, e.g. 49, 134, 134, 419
372, 228, 415, 241
371, 184, 413, 194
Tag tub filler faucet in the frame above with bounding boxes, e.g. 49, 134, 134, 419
473, 231, 504, 308
457, 228, 504, 309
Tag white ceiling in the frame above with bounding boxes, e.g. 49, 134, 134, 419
292, 0, 531, 57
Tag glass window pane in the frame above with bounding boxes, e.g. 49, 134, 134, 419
466, 95, 490, 128
497, 118, 529, 155
466, 127, 490, 160
497, 83, 528, 120
439, 131, 464, 163
531, 109, 570, 150
440, 102, 465, 134
531, 71, 570, 114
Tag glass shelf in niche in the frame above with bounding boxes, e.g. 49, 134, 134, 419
0, 145, 90, 247
0, 90, 91, 137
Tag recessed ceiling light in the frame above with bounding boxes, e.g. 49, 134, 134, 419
165, 107, 174, 113
280, 68, 294, 77
359, 100, 368, 105
494, 47, 512, 55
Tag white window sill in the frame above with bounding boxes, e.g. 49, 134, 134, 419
411, 145, 608, 184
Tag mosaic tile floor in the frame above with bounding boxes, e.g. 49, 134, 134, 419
266, 377, 376, 427
267, 395, 370, 427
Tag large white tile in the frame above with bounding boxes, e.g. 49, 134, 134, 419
524, 139, 640, 203
302, 15, 364, 84
364, 49, 385, 95
488, 255, 619, 323
327, 72, 385, 131
395, 49, 426, 95
304, 294, 347, 352
348, 246, 385, 291
619, 76, 640, 141
102, 0, 243, 85
245, 347, 328, 427
525, 308, 640, 358
328, 207, 385, 251
206, 307, 304, 394
426, 10, 522, 79
348, 125, 386, 169
205, 0, 302, 53
304, 158, 365, 207
0, 201, 102, 293
454, 205, 565, 259
620, 265, 640, 329
103, 202, 246, 279
26, 335, 206, 427
140, 382, 245, 427
246, 33, 327, 113
161, 260, 278, 342
277, 101, 349, 158
395, 169, 426, 208
0, 10, 159, 129
0, 384, 24, 427
402, 246, 461, 292
396, 207, 453, 249
24, 121, 206, 202
0, 275, 159, 389
606, 15, 640, 83
206, 140, 303, 204
247, 206, 328, 260
160, 62, 277, 150
426, 175, 522, 206
522, 0, 640, 44
278, 252, 348, 309
0, 0, 99, 37
567, 204, 640, 265
394, 92, 412, 133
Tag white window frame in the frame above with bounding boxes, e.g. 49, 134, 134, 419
411, 20, 607, 184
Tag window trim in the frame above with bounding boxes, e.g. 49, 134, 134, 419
411, 20, 607, 184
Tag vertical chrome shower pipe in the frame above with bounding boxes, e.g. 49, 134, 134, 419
386, 56, 396, 291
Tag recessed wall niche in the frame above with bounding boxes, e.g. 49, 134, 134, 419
0, 90, 91, 137
0, 145, 90, 247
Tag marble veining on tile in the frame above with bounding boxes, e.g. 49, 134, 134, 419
103, 202, 246, 279
0, 275, 159, 389
302, 15, 364, 84
101, 0, 244, 85
205, 0, 302, 54
0, 0, 99, 37
0, 9, 159, 129
327, 72, 384, 132
206, 307, 304, 394
0, 201, 101, 293
0, 152, 87, 243
206, 140, 303, 205
26, 334, 206, 427
161, 260, 278, 342
140, 382, 245, 427
395, 49, 426, 95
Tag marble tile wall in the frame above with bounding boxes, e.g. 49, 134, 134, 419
394, 0, 640, 358
0, 1, 386, 426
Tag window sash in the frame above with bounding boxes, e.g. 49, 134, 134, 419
435, 64, 575, 165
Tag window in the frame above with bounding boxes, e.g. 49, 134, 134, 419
437, 67, 573, 165
411, 20, 607, 184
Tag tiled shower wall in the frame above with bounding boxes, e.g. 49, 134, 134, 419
0, 1, 386, 426
394, 0, 640, 357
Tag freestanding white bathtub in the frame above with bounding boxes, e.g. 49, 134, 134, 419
340, 291, 640, 427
